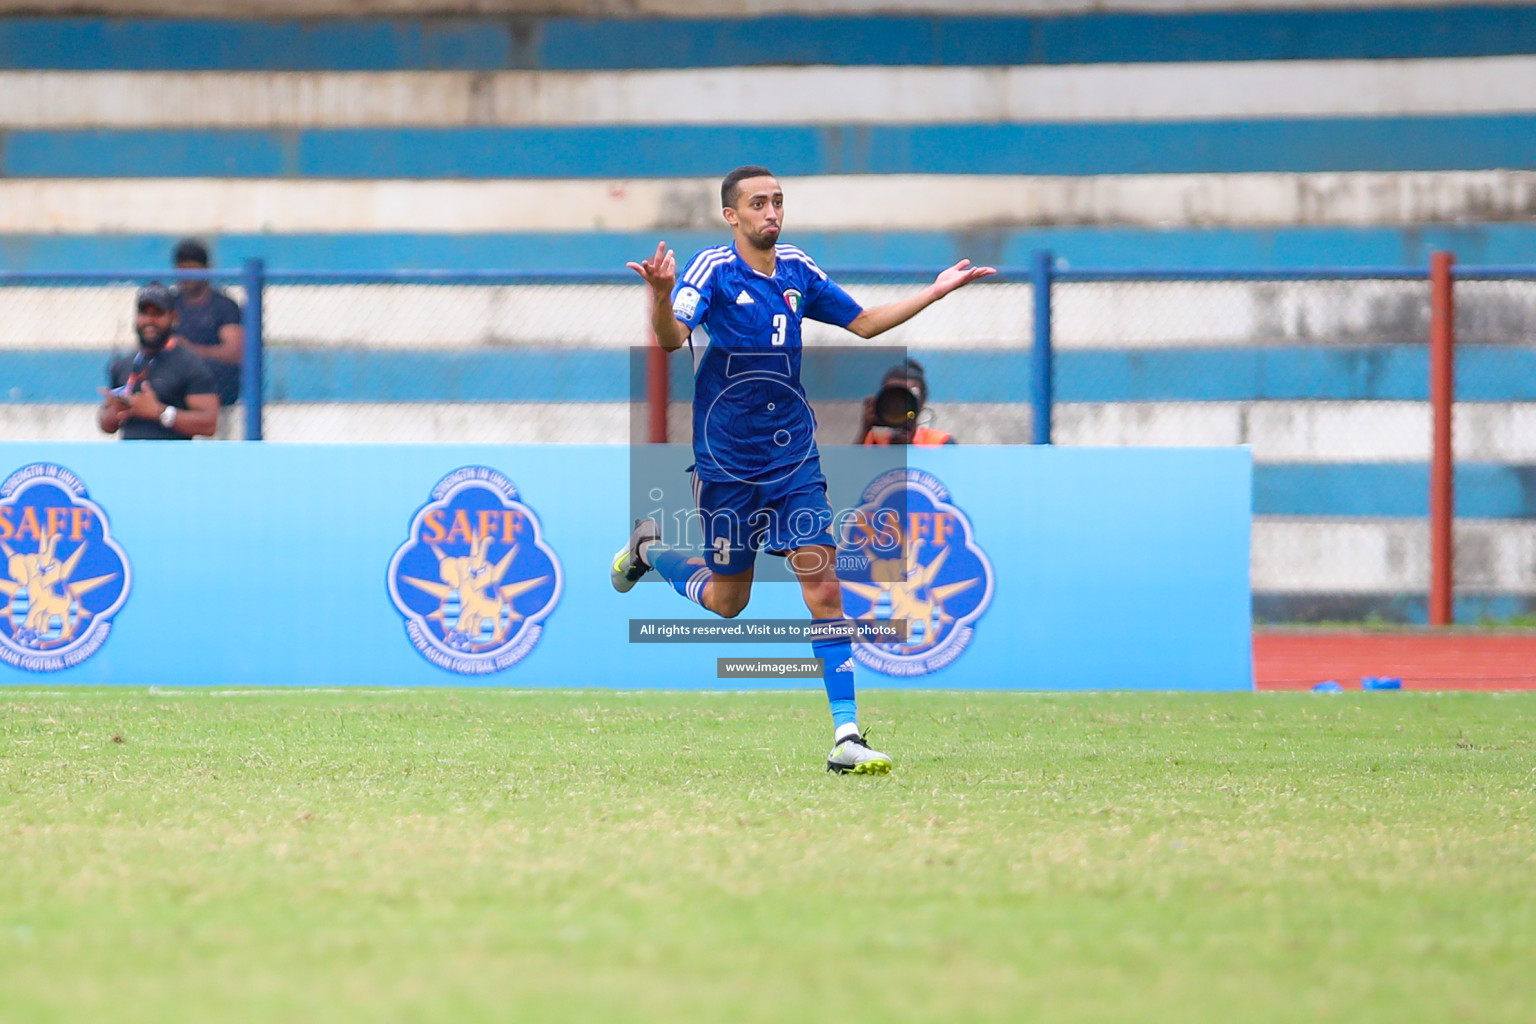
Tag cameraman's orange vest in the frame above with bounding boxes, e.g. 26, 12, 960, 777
863, 426, 953, 447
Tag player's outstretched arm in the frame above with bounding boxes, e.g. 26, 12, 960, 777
845, 259, 996, 339
626, 240, 690, 352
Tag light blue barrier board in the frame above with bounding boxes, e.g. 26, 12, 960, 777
0, 443, 1251, 690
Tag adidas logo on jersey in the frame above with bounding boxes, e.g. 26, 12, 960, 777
835, 658, 855, 673
735, 291, 755, 304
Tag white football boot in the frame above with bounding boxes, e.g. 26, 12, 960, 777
826, 731, 893, 775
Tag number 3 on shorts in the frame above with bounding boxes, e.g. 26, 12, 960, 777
771, 314, 787, 346
712, 536, 731, 566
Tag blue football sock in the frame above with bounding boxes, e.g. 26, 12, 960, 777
650, 547, 712, 608
810, 618, 858, 730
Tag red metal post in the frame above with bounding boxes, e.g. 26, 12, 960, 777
1429, 251, 1455, 626
646, 341, 669, 443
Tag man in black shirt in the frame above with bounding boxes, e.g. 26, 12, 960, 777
98, 283, 220, 440
170, 239, 243, 410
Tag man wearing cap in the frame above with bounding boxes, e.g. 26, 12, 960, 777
98, 283, 220, 440
170, 239, 243, 424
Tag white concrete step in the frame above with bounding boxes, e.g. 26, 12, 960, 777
6, 57, 1536, 128
6, 171, 1536, 232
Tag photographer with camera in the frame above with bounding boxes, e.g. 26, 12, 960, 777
98, 283, 219, 440
856, 358, 954, 446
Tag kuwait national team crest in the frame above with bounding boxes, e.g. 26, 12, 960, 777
782, 288, 803, 314
837, 469, 993, 677
388, 467, 562, 675
0, 463, 130, 673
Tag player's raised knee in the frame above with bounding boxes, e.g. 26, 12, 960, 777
800, 579, 843, 619
711, 588, 752, 619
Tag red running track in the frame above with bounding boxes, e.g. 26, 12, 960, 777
1254, 631, 1536, 690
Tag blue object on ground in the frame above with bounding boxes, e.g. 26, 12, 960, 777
1313, 681, 1344, 692
1363, 676, 1403, 690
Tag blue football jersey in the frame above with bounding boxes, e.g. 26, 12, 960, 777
671, 243, 863, 483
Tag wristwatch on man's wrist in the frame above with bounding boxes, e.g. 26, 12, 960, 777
159, 405, 178, 430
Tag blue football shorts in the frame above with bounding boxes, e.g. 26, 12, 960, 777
690, 458, 836, 575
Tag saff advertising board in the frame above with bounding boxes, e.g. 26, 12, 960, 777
0, 443, 1251, 690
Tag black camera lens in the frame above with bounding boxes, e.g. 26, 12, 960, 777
874, 383, 920, 427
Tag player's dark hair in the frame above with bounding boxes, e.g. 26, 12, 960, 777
173, 238, 210, 267
721, 166, 775, 209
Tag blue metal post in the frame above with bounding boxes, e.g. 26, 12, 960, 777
241, 258, 265, 441
1029, 249, 1054, 444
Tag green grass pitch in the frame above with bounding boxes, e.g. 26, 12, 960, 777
2, 689, 1532, 1023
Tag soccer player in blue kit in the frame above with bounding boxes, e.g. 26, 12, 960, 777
612, 166, 995, 773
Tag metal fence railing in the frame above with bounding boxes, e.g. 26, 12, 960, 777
4, 257, 1532, 626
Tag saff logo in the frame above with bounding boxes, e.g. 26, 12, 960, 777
837, 469, 993, 677
0, 463, 130, 673
387, 467, 562, 675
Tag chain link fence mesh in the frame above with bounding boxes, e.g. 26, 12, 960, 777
0, 273, 1036, 446
1051, 275, 1434, 623
0, 275, 245, 442
1449, 277, 1536, 620
259, 279, 645, 444
259, 274, 1035, 446
798, 275, 1033, 448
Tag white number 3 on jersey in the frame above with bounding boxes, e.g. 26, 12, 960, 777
771, 313, 787, 346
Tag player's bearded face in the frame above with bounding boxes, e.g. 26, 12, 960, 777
741, 211, 780, 248
135, 307, 173, 349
